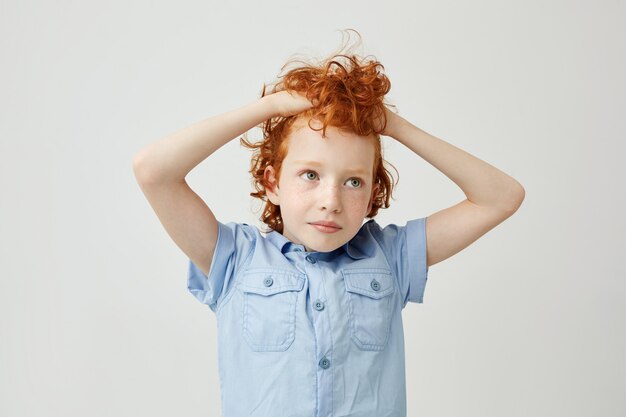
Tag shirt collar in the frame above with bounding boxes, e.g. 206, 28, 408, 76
266, 227, 369, 260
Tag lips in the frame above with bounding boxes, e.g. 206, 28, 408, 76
309, 220, 341, 233
309, 221, 342, 234
309, 221, 341, 229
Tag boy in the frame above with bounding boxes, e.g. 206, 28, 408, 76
133, 54, 524, 416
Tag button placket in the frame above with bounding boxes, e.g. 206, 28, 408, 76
307, 265, 332, 417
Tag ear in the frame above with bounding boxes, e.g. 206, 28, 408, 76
264, 165, 280, 205
367, 183, 380, 214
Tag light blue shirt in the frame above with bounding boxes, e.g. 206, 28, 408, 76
187, 217, 430, 417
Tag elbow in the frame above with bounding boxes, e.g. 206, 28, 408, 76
502, 182, 526, 214
132, 152, 186, 185
132, 151, 157, 185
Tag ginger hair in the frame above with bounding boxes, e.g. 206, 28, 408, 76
240, 29, 399, 234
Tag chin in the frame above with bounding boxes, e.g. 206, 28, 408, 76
316, 245, 339, 253
307, 239, 343, 253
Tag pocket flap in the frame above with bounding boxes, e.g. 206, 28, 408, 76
343, 268, 395, 299
239, 268, 305, 296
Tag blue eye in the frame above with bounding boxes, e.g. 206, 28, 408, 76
347, 178, 362, 188
303, 171, 318, 180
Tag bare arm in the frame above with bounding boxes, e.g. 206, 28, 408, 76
133, 96, 277, 183
132, 95, 279, 276
383, 109, 525, 268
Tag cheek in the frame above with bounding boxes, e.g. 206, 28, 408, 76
291, 180, 314, 193
283, 180, 316, 201
279, 184, 308, 213
344, 192, 371, 212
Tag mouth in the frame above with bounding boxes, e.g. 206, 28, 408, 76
309, 221, 342, 233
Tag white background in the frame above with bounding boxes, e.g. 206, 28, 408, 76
1, 0, 624, 416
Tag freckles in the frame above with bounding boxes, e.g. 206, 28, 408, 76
293, 181, 309, 191
345, 193, 369, 210
291, 184, 313, 198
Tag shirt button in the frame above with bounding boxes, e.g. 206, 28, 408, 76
305, 255, 316, 264
318, 357, 330, 369
263, 277, 274, 287
370, 279, 380, 291
313, 299, 325, 311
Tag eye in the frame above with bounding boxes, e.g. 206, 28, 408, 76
346, 178, 362, 188
301, 171, 318, 181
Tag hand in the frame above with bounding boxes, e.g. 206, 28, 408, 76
267, 90, 318, 118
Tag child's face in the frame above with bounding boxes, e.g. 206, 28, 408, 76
264, 118, 379, 252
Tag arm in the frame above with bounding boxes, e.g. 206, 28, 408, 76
132, 91, 314, 276
383, 109, 525, 267
133, 96, 277, 183
132, 96, 279, 276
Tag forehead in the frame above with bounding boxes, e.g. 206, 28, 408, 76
283, 118, 376, 170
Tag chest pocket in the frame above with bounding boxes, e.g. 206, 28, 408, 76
239, 268, 305, 352
342, 268, 395, 351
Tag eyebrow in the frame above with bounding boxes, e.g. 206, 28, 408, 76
292, 160, 371, 177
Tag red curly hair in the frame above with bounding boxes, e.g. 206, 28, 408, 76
240, 29, 399, 234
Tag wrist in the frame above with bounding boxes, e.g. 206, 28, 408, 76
260, 94, 279, 119
384, 110, 404, 138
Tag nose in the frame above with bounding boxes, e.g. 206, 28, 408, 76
318, 182, 342, 213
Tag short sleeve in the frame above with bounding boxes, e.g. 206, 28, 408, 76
187, 221, 257, 312
369, 217, 430, 308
